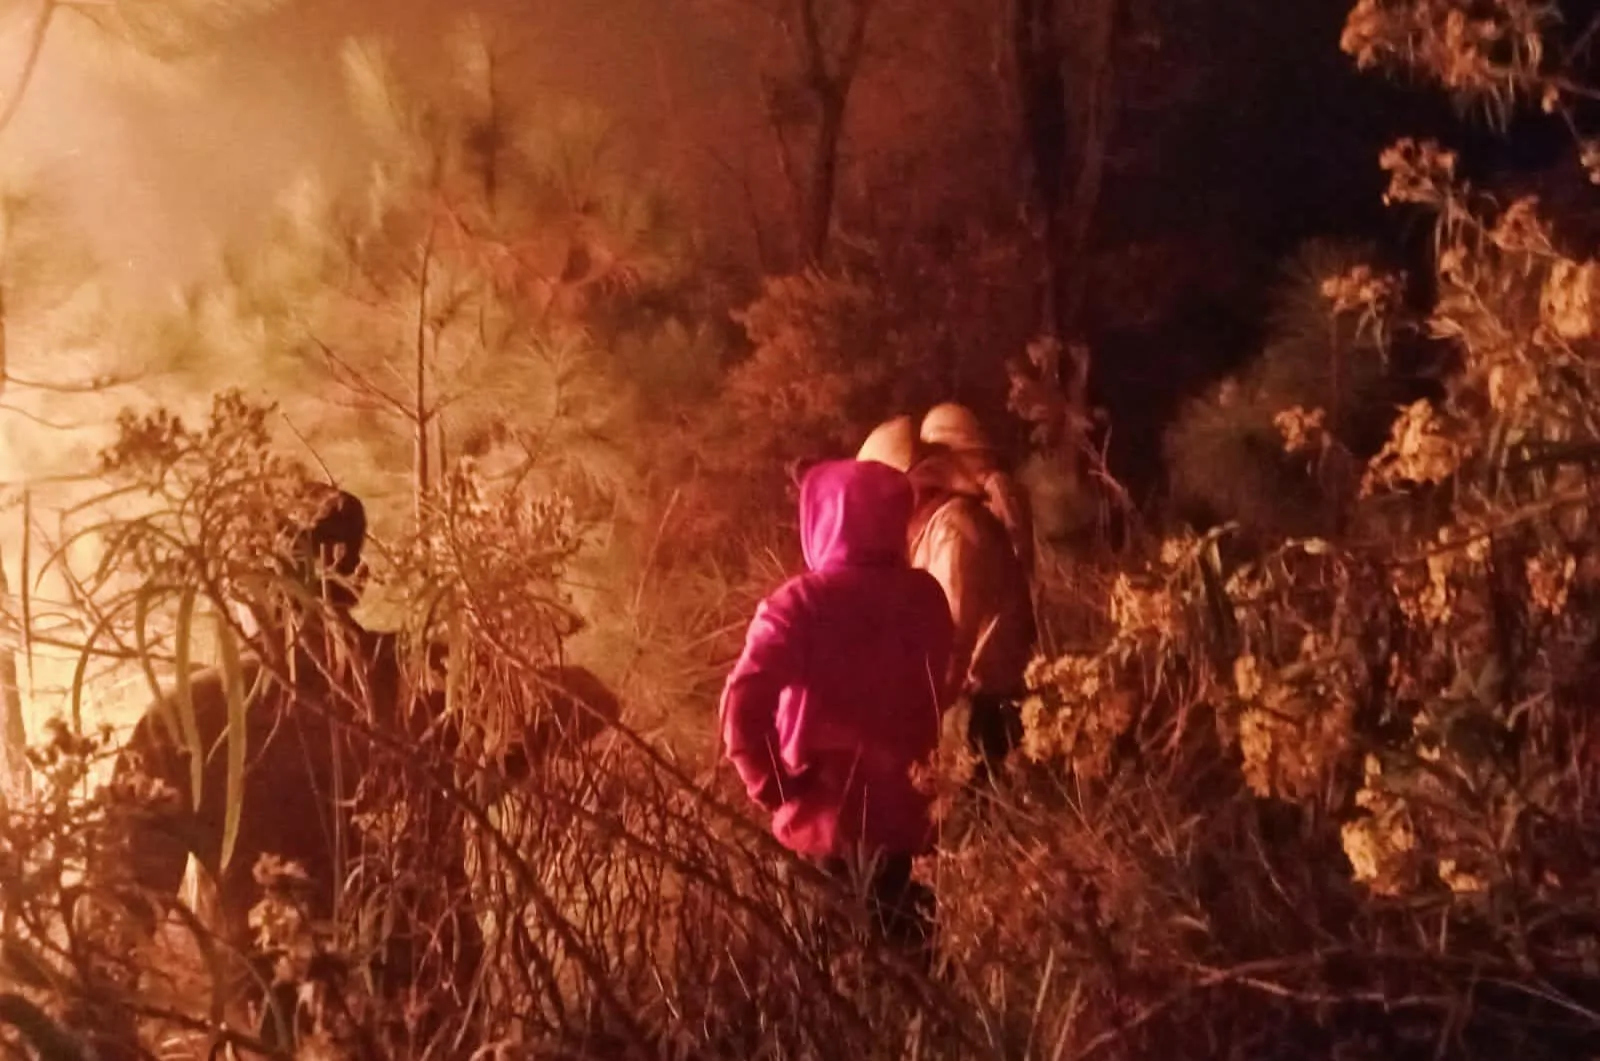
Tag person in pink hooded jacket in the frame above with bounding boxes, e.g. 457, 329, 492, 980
720, 458, 955, 950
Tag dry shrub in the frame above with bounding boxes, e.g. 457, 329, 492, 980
21, 6, 1600, 1060
461, 741, 974, 1058
0, 721, 270, 1061
1164, 238, 1391, 542
0, 391, 997, 1061
922, 7, 1600, 1058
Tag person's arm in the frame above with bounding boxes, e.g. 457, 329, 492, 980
107, 709, 194, 935
919, 515, 983, 701
720, 593, 803, 809
923, 581, 958, 715
985, 473, 1036, 580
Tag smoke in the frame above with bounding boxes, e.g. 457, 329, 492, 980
0, 0, 753, 745
0, 0, 744, 297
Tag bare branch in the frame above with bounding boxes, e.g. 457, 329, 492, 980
0, 0, 58, 139
309, 334, 415, 420
2, 369, 136, 393
0, 401, 91, 431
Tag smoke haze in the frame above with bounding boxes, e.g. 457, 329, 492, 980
0, 0, 745, 296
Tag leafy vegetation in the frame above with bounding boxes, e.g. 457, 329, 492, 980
2, 0, 1600, 1059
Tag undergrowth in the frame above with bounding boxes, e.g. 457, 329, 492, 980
5, 2, 1600, 1060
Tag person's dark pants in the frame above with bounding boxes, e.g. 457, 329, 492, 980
967, 692, 1024, 788
816, 852, 937, 964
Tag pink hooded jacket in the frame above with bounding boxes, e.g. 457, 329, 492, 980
720, 460, 955, 859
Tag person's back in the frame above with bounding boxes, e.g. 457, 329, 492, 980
908, 474, 1035, 702
860, 409, 1037, 696
721, 459, 954, 860
860, 410, 1038, 775
920, 402, 1037, 581
116, 617, 404, 940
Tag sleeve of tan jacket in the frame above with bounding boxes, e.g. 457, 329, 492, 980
982, 472, 1036, 580
916, 509, 987, 701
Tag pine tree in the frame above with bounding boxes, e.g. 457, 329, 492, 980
150, 19, 704, 646
1163, 237, 1391, 538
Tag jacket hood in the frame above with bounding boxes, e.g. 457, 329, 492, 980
799, 459, 913, 571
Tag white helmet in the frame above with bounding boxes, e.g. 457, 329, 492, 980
919, 402, 991, 454
855, 415, 917, 472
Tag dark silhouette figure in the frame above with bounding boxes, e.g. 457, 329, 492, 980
106, 486, 622, 1047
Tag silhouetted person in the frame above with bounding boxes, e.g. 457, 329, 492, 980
108, 487, 470, 1045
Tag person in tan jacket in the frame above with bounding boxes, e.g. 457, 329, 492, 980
857, 410, 1037, 779
919, 402, 1037, 581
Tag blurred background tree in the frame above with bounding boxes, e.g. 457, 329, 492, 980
1163, 237, 1397, 540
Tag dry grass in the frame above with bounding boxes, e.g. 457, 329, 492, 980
3, 382, 1599, 1061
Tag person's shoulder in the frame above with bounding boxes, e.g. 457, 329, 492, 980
756, 574, 817, 620
961, 492, 1016, 545
922, 493, 998, 543
163, 660, 254, 699
134, 660, 256, 742
916, 494, 966, 538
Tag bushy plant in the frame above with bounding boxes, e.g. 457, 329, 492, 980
956, 5, 1600, 1058
1165, 238, 1394, 539
1, 390, 998, 1061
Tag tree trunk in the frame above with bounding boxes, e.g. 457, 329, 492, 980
0, 555, 31, 807
1011, 0, 1122, 539
763, 0, 875, 268
1016, 0, 1120, 358
0, 247, 26, 804
413, 228, 436, 524
1056, 0, 1119, 350
805, 93, 846, 264
764, 84, 810, 258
